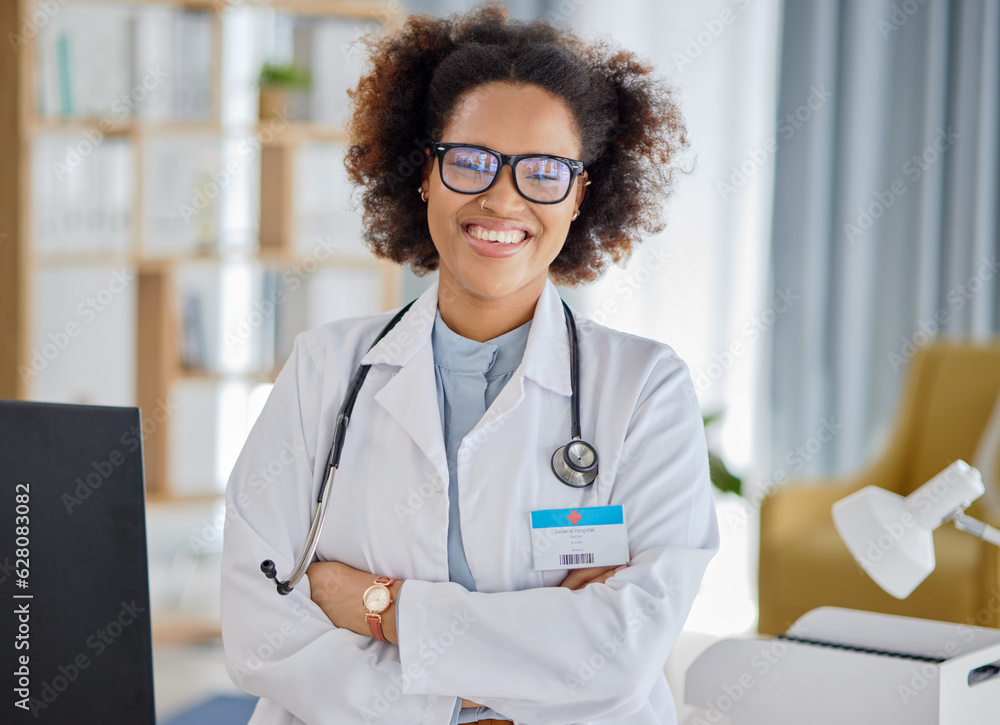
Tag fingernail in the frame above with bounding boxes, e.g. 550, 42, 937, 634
614, 564, 628, 572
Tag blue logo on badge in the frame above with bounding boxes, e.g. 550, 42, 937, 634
530, 505, 624, 529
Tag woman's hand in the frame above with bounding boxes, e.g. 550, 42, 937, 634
307, 561, 402, 644
558, 564, 628, 590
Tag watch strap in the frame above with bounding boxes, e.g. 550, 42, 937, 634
366, 612, 387, 641
365, 576, 397, 641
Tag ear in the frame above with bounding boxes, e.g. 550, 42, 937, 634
574, 170, 589, 207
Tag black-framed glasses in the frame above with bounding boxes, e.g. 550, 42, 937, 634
429, 142, 585, 205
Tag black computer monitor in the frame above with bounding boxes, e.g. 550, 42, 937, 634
0, 400, 155, 724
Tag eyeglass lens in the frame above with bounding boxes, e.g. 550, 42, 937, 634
441, 147, 573, 203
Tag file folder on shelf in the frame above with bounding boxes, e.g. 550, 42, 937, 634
685, 606, 1000, 724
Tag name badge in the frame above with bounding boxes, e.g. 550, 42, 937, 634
530, 505, 629, 571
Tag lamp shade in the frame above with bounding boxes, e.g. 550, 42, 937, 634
832, 460, 984, 599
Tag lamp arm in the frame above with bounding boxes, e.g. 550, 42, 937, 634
951, 511, 1000, 547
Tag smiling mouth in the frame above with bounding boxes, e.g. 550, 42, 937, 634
463, 223, 531, 245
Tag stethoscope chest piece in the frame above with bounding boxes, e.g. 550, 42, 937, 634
552, 437, 599, 488
550, 299, 599, 489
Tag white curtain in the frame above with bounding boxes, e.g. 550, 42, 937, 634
769, 0, 1000, 477
564, 0, 782, 482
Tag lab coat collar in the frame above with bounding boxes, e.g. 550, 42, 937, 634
361, 280, 445, 474
360, 276, 572, 397
360, 278, 440, 368
521, 279, 573, 397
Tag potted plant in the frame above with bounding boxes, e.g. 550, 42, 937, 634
257, 62, 312, 121
704, 411, 742, 496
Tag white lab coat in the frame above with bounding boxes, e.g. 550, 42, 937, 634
221, 277, 719, 725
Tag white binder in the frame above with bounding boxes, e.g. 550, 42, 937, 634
684, 606, 1000, 724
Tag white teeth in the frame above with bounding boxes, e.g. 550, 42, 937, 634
466, 224, 527, 244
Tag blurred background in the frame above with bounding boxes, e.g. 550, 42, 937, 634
1, 0, 998, 722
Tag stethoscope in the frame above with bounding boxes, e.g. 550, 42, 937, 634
262, 299, 598, 595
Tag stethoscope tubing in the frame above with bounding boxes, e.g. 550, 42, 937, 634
262, 298, 597, 595
262, 301, 414, 594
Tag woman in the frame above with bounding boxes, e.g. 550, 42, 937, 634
221, 5, 719, 724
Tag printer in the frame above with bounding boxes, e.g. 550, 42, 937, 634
684, 606, 1000, 724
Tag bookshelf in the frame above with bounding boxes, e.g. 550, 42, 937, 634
2, 0, 405, 502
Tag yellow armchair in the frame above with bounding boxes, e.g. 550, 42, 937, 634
758, 341, 1000, 635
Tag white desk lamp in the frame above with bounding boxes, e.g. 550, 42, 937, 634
833, 459, 1000, 599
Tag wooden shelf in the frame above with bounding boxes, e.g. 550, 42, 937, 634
256, 248, 383, 267
134, 250, 255, 265
33, 250, 136, 267
6, 0, 405, 514
151, 615, 221, 647
137, 265, 178, 498
146, 490, 224, 505
32, 247, 386, 268
266, 0, 401, 21
85, 0, 399, 17
175, 368, 278, 383
30, 117, 221, 137
257, 120, 348, 144
1, 0, 411, 647
0, 2, 27, 399
63, 0, 231, 9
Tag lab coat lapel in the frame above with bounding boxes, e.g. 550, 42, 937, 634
520, 279, 573, 397
361, 280, 448, 474
466, 279, 573, 436
358, 278, 572, 469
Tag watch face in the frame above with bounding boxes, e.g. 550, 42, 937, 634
364, 584, 391, 613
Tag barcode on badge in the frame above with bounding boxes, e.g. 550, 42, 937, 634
559, 553, 595, 566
